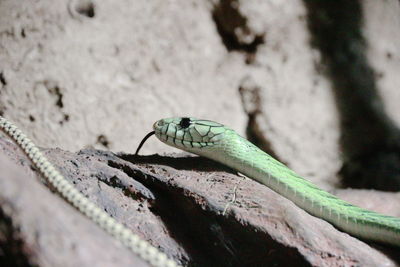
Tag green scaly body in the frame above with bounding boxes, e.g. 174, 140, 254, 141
154, 117, 400, 247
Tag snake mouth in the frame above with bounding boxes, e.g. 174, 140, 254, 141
154, 129, 215, 149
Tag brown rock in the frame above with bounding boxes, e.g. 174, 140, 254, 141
0, 140, 150, 267
1, 138, 399, 266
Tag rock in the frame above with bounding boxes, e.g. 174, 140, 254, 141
2, 2, 400, 264
2, 0, 400, 190
0, 140, 150, 267
0, 0, 247, 155
1, 138, 398, 266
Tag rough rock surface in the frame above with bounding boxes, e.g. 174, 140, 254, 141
0, 140, 150, 267
2, 0, 400, 266
1, 138, 399, 267
2, 0, 400, 190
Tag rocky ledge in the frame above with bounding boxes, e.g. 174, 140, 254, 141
0, 138, 399, 267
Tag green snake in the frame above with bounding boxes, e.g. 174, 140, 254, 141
144, 117, 400, 247
2, 114, 399, 267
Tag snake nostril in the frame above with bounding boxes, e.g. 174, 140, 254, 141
153, 122, 161, 130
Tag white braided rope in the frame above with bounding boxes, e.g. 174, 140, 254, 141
0, 116, 180, 267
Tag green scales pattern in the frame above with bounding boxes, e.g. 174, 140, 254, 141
154, 117, 400, 247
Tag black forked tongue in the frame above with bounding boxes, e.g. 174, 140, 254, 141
135, 131, 155, 155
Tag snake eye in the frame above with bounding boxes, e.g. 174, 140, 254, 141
179, 117, 191, 128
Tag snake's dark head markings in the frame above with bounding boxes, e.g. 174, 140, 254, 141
179, 117, 191, 128
151, 117, 229, 154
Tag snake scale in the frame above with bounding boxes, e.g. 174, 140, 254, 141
148, 117, 400, 247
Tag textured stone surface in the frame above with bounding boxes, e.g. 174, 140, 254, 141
1, 138, 399, 267
0, 141, 150, 267
0, 0, 246, 155
2, 0, 400, 265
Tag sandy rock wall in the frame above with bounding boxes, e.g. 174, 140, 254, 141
0, 0, 400, 205
0, 0, 247, 155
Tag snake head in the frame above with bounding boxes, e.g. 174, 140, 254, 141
153, 117, 229, 153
